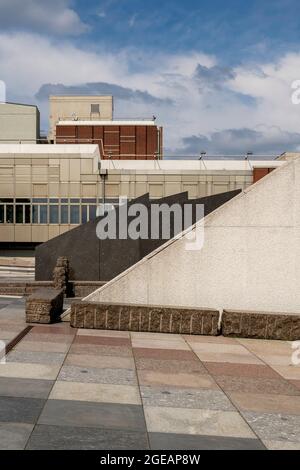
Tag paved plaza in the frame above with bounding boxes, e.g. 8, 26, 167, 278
0, 296, 299, 450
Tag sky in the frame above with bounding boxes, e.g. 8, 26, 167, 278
1, 0, 300, 156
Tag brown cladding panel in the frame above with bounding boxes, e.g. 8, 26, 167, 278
146, 126, 158, 159
253, 168, 270, 183
104, 126, 120, 146
136, 126, 147, 157
77, 126, 93, 143
93, 126, 104, 142
120, 126, 135, 137
120, 142, 136, 155
56, 125, 76, 143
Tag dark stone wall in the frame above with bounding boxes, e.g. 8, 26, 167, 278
35, 189, 241, 282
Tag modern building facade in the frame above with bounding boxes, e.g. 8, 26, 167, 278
0, 103, 40, 143
0, 143, 283, 244
49, 95, 113, 141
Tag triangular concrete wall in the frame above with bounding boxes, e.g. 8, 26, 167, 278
85, 158, 300, 314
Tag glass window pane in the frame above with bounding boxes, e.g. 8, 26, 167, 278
32, 198, 47, 203
40, 206, 48, 224
82, 206, 87, 224
0, 205, 4, 223
89, 205, 97, 220
16, 199, 30, 203
16, 205, 23, 224
50, 205, 59, 224
61, 198, 68, 203
25, 205, 31, 224
82, 199, 96, 204
61, 205, 69, 224
6, 205, 14, 223
49, 198, 59, 203
70, 205, 79, 224
32, 205, 39, 223
70, 198, 80, 203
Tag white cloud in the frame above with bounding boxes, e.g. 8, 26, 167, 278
0, 30, 300, 154
0, 0, 88, 35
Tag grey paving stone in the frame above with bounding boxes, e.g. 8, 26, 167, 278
38, 399, 147, 431
27, 424, 149, 450
140, 386, 234, 411
242, 411, 300, 443
149, 432, 266, 450
0, 397, 45, 423
6, 350, 66, 365
0, 422, 34, 450
0, 377, 54, 399
58, 365, 137, 386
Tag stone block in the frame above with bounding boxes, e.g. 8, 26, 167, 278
222, 309, 300, 341
26, 288, 64, 324
70, 301, 220, 336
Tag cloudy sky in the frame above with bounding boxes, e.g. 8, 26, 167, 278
1, 0, 300, 156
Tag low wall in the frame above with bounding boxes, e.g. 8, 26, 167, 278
0, 280, 106, 297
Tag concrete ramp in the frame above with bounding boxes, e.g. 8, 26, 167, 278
85, 157, 300, 314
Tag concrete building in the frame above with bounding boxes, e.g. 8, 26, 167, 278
0, 143, 283, 244
0, 103, 40, 143
49, 95, 113, 141
86, 157, 300, 314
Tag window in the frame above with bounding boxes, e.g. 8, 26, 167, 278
25, 206, 31, 223
91, 104, 100, 113
16, 205, 24, 224
89, 205, 97, 220
70, 206, 79, 224
81, 206, 87, 224
40, 206, 48, 224
6, 205, 13, 223
50, 205, 59, 224
0, 205, 3, 223
32, 206, 39, 223
61, 205, 69, 224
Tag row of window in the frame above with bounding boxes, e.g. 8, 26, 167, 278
0, 203, 98, 225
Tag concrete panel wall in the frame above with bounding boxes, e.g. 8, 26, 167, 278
86, 158, 300, 314
0, 103, 39, 143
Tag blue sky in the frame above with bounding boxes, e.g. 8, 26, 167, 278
1, 0, 300, 156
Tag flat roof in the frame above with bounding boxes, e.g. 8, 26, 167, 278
57, 120, 155, 126
0, 144, 99, 154
99, 160, 284, 171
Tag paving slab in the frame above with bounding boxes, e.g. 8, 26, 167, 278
58, 365, 137, 386
228, 392, 300, 415
0, 397, 45, 423
137, 370, 219, 389
49, 381, 141, 405
38, 400, 147, 431
0, 377, 54, 399
0, 422, 34, 450
144, 406, 256, 438
149, 432, 265, 450
26, 424, 149, 450
0, 363, 60, 381
6, 351, 66, 366
140, 386, 234, 411
65, 353, 135, 370
242, 411, 300, 443
215, 375, 300, 396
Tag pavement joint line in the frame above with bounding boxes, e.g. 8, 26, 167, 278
180, 334, 267, 448
129, 330, 151, 450
24, 324, 78, 450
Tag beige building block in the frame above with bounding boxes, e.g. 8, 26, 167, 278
135, 182, 147, 197
0, 183, 14, 197
60, 183, 69, 197
183, 184, 199, 199
15, 183, 31, 197
81, 159, 93, 175
32, 225, 49, 242
81, 183, 97, 197
15, 226, 31, 242
69, 183, 80, 197
32, 166, 48, 182
70, 159, 81, 182
33, 184, 48, 197
49, 183, 60, 197
60, 160, 70, 181
149, 183, 163, 198
0, 226, 14, 242
165, 182, 182, 197
105, 183, 120, 198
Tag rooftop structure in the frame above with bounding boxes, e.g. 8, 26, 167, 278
0, 102, 40, 144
